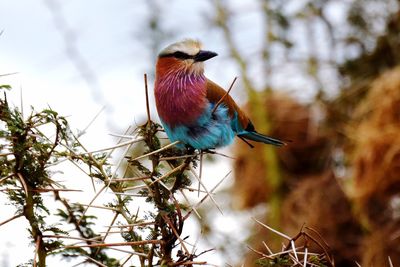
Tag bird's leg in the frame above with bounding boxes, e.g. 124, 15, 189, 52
184, 145, 196, 155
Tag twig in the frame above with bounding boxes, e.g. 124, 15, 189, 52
106, 129, 140, 189
16, 173, 28, 196
131, 141, 180, 161
262, 241, 273, 254
106, 221, 156, 228
108, 144, 134, 187
79, 106, 106, 137
108, 133, 138, 139
159, 154, 196, 161
184, 171, 231, 220
19, 86, 24, 118
149, 162, 187, 186
33, 188, 82, 192
288, 253, 303, 266
190, 167, 223, 215
112, 192, 145, 197
305, 226, 331, 250
78, 204, 119, 212
302, 231, 334, 265
144, 73, 151, 124
99, 230, 142, 234
183, 187, 210, 194
63, 239, 164, 249
388, 256, 394, 267
179, 189, 201, 219
172, 261, 208, 266
252, 217, 291, 240
198, 151, 203, 197
0, 213, 23, 227
267, 249, 295, 258
190, 235, 200, 255
105, 176, 151, 183
0, 72, 18, 77
65, 156, 91, 177
120, 254, 134, 266
85, 256, 108, 267
122, 184, 148, 191
43, 235, 102, 243
303, 247, 308, 267
109, 247, 147, 257
203, 149, 236, 160
102, 126, 133, 165
94, 212, 119, 258
71, 260, 86, 267
195, 248, 215, 258
211, 77, 238, 114
34, 236, 40, 267
79, 137, 145, 155
291, 240, 299, 261
77, 185, 107, 225
162, 214, 190, 255
0, 173, 15, 185
0, 188, 22, 191
247, 245, 271, 258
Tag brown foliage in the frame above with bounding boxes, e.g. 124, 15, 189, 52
281, 172, 362, 266
360, 222, 400, 267
350, 67, 400, 226
234, 68, 400, 266
233, 92, 330, 209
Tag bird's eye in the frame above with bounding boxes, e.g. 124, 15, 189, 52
172, 51, 193, 60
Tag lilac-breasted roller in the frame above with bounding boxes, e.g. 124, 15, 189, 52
154, 39, 285, 150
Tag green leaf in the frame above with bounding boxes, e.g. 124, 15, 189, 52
0, 84, 11, 90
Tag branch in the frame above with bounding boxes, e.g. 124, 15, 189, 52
0, 213, 23, 227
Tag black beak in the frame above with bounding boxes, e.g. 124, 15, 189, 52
193, 50, 218, 62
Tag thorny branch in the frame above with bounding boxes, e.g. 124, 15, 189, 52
251, 218, 335, 267
0, 77, 226, 266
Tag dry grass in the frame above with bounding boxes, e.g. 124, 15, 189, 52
233, 67, 400, 266
233, 92, 329, 209
282, 172, 362, 266
350, 67, 400, 226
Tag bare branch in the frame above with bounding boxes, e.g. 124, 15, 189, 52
211, 77, 238, 114
252, 217, 291, 240
63, 240, 164, 249
0, 213, 23, 227
131, 141, 180, 161
144, 73, 151, 124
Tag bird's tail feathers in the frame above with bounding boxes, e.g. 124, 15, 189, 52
238, 131, 285, 146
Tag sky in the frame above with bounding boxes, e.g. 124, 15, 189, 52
0, 0, 350, 266
0, 1, 240, 266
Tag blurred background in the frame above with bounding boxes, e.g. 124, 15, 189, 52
1, 0, 400, 266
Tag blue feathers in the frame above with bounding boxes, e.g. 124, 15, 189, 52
161, 103, 235, 150
232, 113, 285, 146
155, 40, 285, 150
237, 131, 285, 146
161, 102, 285, 150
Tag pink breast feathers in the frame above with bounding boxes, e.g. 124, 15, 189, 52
155, 69, 208, 127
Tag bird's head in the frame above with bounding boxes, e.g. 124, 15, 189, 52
156, 39, 218, 76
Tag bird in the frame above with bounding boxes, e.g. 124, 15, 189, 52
154, 39, 285, 150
